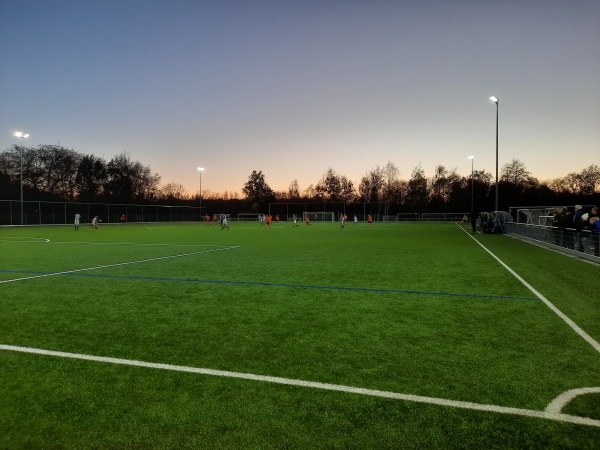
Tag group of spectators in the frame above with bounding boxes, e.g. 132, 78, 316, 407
552, 205, 599, 256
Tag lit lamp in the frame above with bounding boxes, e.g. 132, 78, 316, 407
468, 155, 475, 219
197, 167, 205, 213
14, 131, 29, 225
490, 96, 499, 212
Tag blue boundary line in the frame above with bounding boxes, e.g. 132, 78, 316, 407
0, 269, 539, 301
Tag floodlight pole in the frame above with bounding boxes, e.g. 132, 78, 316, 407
468, 155, 475, 218
490, 96, 499, 212
15, 131, 29, 225
197, 167, 205, 214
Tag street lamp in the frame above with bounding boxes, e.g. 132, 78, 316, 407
468, 155, 475, 219
197, 167, 205, 214
490, 96, 499, 212
14, 131, 29, 225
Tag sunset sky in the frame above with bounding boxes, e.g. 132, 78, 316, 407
2, 0, 599, 196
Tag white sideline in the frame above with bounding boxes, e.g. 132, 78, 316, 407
459, 225, 600, 354
0, 246, 240, 284
1, 344, 599, 428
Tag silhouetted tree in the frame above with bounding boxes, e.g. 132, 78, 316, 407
159, 183, 188, 202
103, 153, 160, 202
407, 164, 428, 210
75, 154, 107, 200
242, 170, 275, 210
288, 179, 300, 199
358, 166, 384, 202
315, 168, 343, 201
500, 159, 537, 188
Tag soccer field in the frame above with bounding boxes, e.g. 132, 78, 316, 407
1, 221, 599, 448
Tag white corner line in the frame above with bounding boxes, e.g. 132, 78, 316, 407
458, 224, 600, 354
1, 344, 599, 428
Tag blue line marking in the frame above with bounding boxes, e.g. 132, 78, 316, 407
0, 269, 539, 301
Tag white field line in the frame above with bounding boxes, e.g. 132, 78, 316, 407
458, 225, 600, 354
0, 238, 223, 247
47, 242, 224, 247
1, 344, 598, 428
0, 246, 239, 284
0, 237, 50, 243
545, 387, 600, 415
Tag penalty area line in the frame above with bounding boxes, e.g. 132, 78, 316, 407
1, 344, 599, 428
0, 246, 240, 284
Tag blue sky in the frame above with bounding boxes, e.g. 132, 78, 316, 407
2, 0, 599, 195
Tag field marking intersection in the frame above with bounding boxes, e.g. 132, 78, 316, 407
0, 244, 240, 284
0, 344, 598, 428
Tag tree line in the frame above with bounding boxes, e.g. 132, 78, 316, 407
1, 144, 598, 212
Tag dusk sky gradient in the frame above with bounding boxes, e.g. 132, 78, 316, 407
2, 0, 599, 195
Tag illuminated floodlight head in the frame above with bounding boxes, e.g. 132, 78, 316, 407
14, 131, 29, 138
490, 96, 499, 103
197, 167, 205, 172
468, 155, 475, 160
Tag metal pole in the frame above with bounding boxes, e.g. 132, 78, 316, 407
495, 101, 499, 212
197, 167, 205, 218
20, 143, 23, 225
471, 158, 474, 218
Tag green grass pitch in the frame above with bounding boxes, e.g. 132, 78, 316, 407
1, 221, 599, 448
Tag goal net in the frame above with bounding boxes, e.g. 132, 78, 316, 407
421, 213, 445, 222
395, 213, 420, 222
237, 213, 260, 222
516, 208, 554, 225
303, 211, 335, 222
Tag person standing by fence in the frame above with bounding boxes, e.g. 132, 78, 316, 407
588, 206, 599, 257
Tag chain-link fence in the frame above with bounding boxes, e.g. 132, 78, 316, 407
0, 200, 204, 226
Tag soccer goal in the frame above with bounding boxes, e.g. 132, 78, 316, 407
303, 211, 335, 222
395, 213, 420, 222
237, 213, 260, 222
515, 208, 554, 225
421, 213, 446, 222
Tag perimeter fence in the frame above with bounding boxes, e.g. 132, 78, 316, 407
266, 202, 469, 223
0, 200, 203, 226
505, 205, 599, 261
1, 199, 475, 226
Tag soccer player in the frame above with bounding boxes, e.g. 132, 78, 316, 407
340, 213, 345, 228
292, 214, 299, 227
353, 215, 358, 225
266, 214, 272, 229
74, 212, 81, 231
306, 216, 311, 227
91, 216, 99, 229
220, 214, 229, 230
368, 215, 372, 227
205, 214, 211, 225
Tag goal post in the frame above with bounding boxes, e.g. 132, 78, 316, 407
421, 213, 445, 222
237, 213, 260, 222
395, 213, 420, 222
303, 211, 335, 222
